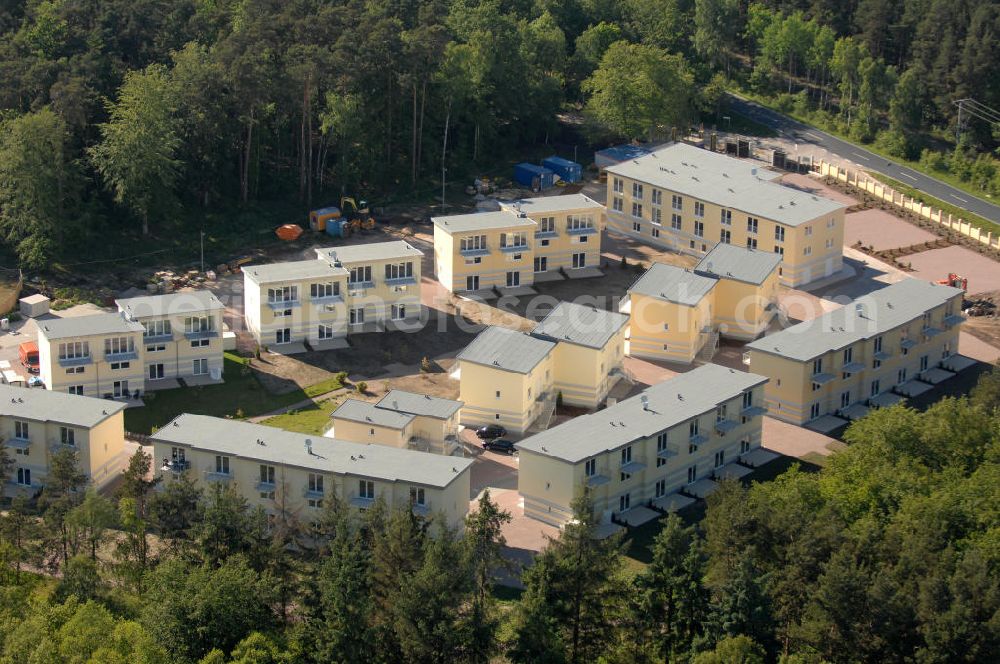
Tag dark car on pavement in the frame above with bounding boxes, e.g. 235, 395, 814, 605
483, 438, 516, 455
475, 424, 507, 440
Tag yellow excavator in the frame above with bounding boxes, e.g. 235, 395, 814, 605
341, 197, 376, 233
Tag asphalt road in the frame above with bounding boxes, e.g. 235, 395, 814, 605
727, 94, 1000, 225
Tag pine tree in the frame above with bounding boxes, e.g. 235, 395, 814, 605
463, 490, 513, 662
369, 502, 426, 662
707, 557, 774, 653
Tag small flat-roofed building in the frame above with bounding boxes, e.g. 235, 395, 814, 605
745, 279, 965, 425
0, 384, 127, 494
529, 302, 629, 408
37, 313, 146, 400
242, 240, 423, 348
605, 142, 847, 287
150, 414, 472, 527
330, 392, 463, 456
622, 263, 718, 364
116, 290, 225, 388
432, 194, 603, 293
457, 326, 557, 434
693, 243, 781, 340
516, 364, 768, 526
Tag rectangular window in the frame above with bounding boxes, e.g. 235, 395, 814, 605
652, 227, 660, 238
359, 479, 375, 499
613, 177, 623, 194
671, 214, 682, 230
774, 246, 784, 256
689, 420, 699, 438
385, 261, 414, 280
746, 237, 757, 249
655, 479, 666, 498
585, 458, 596, 477
16, 468, 30, 486
805, 226, 813, 236
60, 427, 75, 446
215, 456, 230, 475
671, 194, 683, 211
105, 337, 135, 356
409, 487, 426, 506
567, 215, 594, 231
651, 189, 662, 205
460, 235, 487, 252
874, 336, 883, 353
14, 421, 28, 440
391, 304, 406, 321
259, 464, 275, 485
840, 390, 851, 408
632, 182, 643, 198
349, 265, 373, 284
721, 209, 732, 225
267, 286, 297, 303
740, 439, 751, 454
714, 451, 725, 468
633, 221, 641, 233
192, 359, 208, 375
747, 217, 758, 234
870, 380, 880, 397
612, 196, 623, 212
631, 202, 643, 218
652, 207, 662, 225
538, 217, 555, 233
803, 246, 812, 256
146, 344, 166, 353
720, 229, 731, 244
774, 226, 785, 242
694, 202, 705, 218
68, 385, 84, 395
813, 358, 823, 374
310, 282, 340, 298
742, 391, 753, 409
318, 324, 333, 340
184, 316, 213, 334
142, 319, 171, 338
350, 308, 365, 326
308, 473, 324, 493
687, 466, 697, 483
694, 221, 704, 238
500, 233, 527, 249
190, 338, 210, 348
620, 446, 632, 466
109, 361, 130, 370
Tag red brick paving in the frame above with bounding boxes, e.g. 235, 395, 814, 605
844, 208, 938, 251
903, 245, 1000, 296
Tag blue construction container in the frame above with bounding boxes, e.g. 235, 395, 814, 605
542, 156, 582, 183
513, 163, 555, 190
594, 144, 651, 170
325, 219, 348, 238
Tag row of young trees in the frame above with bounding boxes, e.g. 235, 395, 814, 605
3, 1, 995, 272
2, 365, 1000, 662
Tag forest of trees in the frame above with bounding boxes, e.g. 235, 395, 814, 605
1, 365, 999, 663
1, 0, 999, 272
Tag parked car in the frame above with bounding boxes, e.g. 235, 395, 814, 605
483, 438, 516, 455
476, 424, 507, 440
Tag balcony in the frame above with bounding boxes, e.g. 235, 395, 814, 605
922, 326, 943, 338
499, 243, 529, 254
873, 350, 892, 361
204, 470, 232, 482
347, 280, 375, 291
714, 419, 738, 434
411, 503, 431, 517
689, 433, 708, 445
161, 459, 190, 473
384, 276, 417, 286
740, 405, 767, 418
811, 372, 835, 385
900, 338, 917, 350
266, 299, 300, 310
534, 229, 558, 239
143, 333, 174, 343
459, 246, 490, 257
566, 226, 597, 236
184, 330, 218, 341
943, 313, 965, 327
105, 350, 138, 362
586, 473, 610, 487
58, 355, 92, 368
842, 362, 865, 374
255, 480, 276, 492
620, 460, 646, 474
7, 439, 30, 451
310, 294, 344, 305
350, 495, 376, 508
303, 488, 325, 499
656, 447, 676, 460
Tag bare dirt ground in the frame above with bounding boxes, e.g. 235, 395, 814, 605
962, 290, 1000, 350
844, 208, 939, 251
904, 245, 1000, 296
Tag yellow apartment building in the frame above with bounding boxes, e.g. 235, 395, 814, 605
242, 240, 422, 348
457, 326, 557, 434
1, 384, 127, 495
528, 302, 629, 408
38, 312, 146, 400
745, 279, 965, 426
622, 244, 781, 364
329, 390, 464, 455
150, 414, 473, 528
116, 290, 225, 388
604, 142, 846, 287
432, 194, 603, 293
515, 364, 769, 526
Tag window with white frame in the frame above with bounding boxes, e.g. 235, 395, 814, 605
308, 473, 324, 494
105, 337, 135, 355
803, 246, 812, 256
68, 385, 84, 395
267, 286, 297, 303
311, 282, 339, 298
409, 487, 426, 506
747, 217, 758, 234
632, 182, 643, 198
747, 237, 757, 249
318, 324, 334, 339
460, 235, 487, 252
359, 479, 375, 499
538, 217, 555, 233
613, 177, 623, 193
633, 221, 641, 232
142, 319, 171, 337
720, 209, 731, 225
192, 359, 208, 375
694, 202, 705, 218
651, 208, 662, 225
652, 227, 660, 238
671, 194, 683, 211
349, 265, 372, 284
215, 455, 230, 474
720, 229, 731, 244
774, 226, 785, 242
14, 421, 28, 440
694, 221, 704, 237
612, 196, 623, 212
16, 468, 30, 486
671, 213, 682, 230
391, 304, 406, 320
774, 245, 784, 256
805, 226, 813, 236
651, 189, 663, 205
631, 202, 643, 218
184, 316, 213, 334
585, 458, 596, 477
385, 261, 414, 280
58, 341, 90, 360
350, 308, 365, 325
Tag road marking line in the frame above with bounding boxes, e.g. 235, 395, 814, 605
899, 172, 918, 181
951, 194, 968, 203
852, 152, 870, 161
805, 132, 822, 140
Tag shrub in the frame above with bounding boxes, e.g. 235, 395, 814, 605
420, 356, 432, 373
356, 381, 367, 394
335, 371, 348, 385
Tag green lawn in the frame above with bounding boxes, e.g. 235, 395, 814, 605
123, 353, 344, 434
260, 396, 346, 436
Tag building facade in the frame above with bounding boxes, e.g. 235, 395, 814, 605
745, 279, 965, 425
151, 414, 472, 528
116, 290, 225, 388
38, 313, 146, 399
516, 364, 769, 526
604, 142, 846, 287
329, 390, 464, 455
1, 384, 127, 495
242, 240, 423, 348
432, 194, 603, 293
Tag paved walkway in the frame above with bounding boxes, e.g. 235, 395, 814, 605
762, 416, 842, 458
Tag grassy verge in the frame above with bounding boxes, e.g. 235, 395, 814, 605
865, 172, 1000, 237
260, 395, 346, 436
732, 89, 1000, 223
123, 353, 344, 434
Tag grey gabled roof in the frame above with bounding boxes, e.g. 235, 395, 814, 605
457, 326, 555, 374
431, 210, 536, 234
695, 243, 782, 285
39, 312, 145, 340
116, 290, 224, 319
376, 390, 463, 420
500, 193, 603, 215
315, 240, 423, 265
605, 142, 845, 227
516, 364, 768, 463
531, 302, 629, 350
627, 262, 717, 306
151, 414, 472, 488
0, 383, 125, 428
331, 399, 415, 429
746, 279, 965, 362
242, 259, 346, 285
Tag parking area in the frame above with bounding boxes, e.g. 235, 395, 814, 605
844, 208, 939, 251
903, 245, 1000, 296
